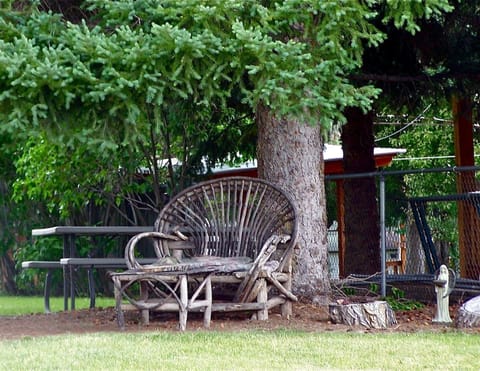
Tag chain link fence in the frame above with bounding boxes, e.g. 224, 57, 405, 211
325, 166, 480, 296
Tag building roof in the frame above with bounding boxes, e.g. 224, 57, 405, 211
209, 144, 406, 178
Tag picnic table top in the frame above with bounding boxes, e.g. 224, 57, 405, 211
32, 226, 154, 237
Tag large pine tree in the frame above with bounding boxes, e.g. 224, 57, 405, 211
0, 1, 453, 299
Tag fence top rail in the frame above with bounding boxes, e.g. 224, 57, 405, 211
325, 165, 480, 181
409, 192, 480, 203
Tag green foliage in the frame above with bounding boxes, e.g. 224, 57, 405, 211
0, 0, 455, 293
13, 239, 63, 294
385, 286, 424, 311
0, 0, 455, 166
12, 134, 147, 219
342, 287, 356, 296
0, 0, 454, 188
382, 0, 453, 34
390, 122, 458, 230
376, 108, 473, 253
0, 148, 18, 255
1, 0, 427, 139
342, 284, 424, 311
0, 131, 52, 268
0, 3, 262, 209
85, 0, 386, 127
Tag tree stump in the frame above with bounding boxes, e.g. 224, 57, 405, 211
455, 295, 480, 328
329, 300, 397, 329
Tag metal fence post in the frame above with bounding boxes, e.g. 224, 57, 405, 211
380, 173, 387, 297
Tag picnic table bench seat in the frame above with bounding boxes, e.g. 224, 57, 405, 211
111, 176, 298, 330
21, 261, 62, 313
21, 258, 156, 312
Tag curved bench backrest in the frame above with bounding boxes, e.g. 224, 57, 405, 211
155, 177, 297, 263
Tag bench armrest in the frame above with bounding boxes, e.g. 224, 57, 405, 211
125, 232, 182, 270
233, 234, 292, 302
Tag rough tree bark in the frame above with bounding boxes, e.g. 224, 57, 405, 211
341, 107, 380, 276
329, 300, 397, 328
453, 95, 480, 280
0, 250, 17, 294
256, 104, 330, 303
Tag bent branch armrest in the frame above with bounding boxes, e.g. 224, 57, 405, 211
233, 234, 291, 303
125, 232, 181, 270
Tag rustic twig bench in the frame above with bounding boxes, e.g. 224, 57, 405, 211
111, 176, 298, 330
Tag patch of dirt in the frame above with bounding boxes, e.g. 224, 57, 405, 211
1, 300, 479, 340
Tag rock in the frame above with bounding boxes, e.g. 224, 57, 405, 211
456, 295, 480, 328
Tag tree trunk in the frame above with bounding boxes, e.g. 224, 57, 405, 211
329, 300, 397, 328
0, 249, 17, 294
256, 104, 330, 303
453, 95, 480, 280
341, 107, 380, 276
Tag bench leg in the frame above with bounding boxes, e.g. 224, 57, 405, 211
203, 275, 212, 328
280, 277, 293, 319
256, 278, 268, 321
140, 309, 149, 325
139, 281, 150, 325
281, 301, 292, 319
112, 277, 126, 330
179, 275, 188, 331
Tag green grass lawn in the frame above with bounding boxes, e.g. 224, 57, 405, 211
0, 295, 115, 316
1, 296, 480, 370
0, 330, 479, 370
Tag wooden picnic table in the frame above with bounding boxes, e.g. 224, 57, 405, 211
31, 226, 154, 310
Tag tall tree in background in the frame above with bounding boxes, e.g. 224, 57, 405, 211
359, 0, 480, 279
341, 108, 379, 276
340, 0, 468, 275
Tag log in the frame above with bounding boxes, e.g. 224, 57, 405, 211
455, 295, 480, 328
329, 300, 397, 329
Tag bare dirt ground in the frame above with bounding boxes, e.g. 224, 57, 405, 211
1, 300, 479, 340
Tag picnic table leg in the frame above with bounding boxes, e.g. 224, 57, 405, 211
44, 268, 53, 313
63, 234, 77, 310
69, 235, 76, 310
70, 265, 76, 310
87, 266, 95, 309
62, 235, 69, 310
